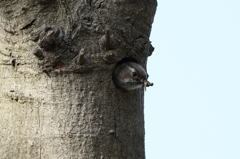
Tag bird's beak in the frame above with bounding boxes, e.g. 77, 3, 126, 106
142, 79, 154, 89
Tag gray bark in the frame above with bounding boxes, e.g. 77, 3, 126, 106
0, 0, 157, 158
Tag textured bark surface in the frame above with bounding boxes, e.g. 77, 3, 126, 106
0, 0, 157, 158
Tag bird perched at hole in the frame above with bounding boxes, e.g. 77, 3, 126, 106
112, 61, 153, 91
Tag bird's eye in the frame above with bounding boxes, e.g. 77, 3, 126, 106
132, 72, 137, 76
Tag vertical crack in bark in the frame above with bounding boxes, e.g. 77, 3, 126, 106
94, 11, 104, 30
113, 108, 123, 158
58, 0, 74, 36
89, 0, 92, 8
37, 105, 42, 159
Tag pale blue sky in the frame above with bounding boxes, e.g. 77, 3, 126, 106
145, 0, 240, 158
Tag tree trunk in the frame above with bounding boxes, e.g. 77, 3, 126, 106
0, 0, 157, 158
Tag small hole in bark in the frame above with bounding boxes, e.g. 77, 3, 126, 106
11, 59, 16, 67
